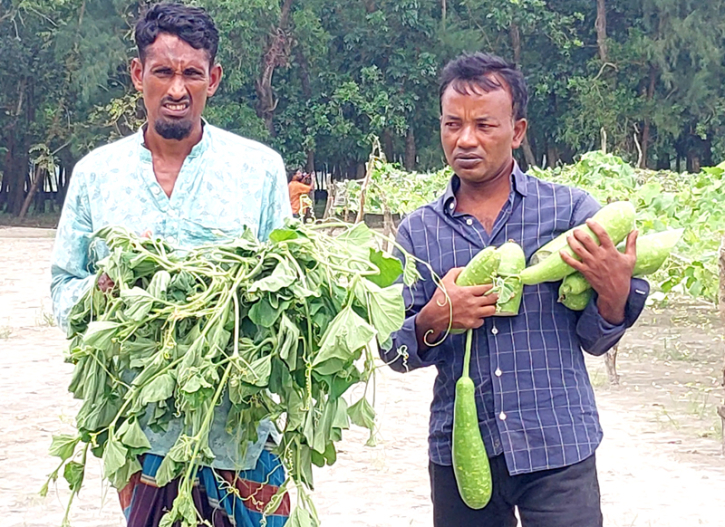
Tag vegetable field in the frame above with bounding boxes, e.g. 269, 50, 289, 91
2, 228, 725, 526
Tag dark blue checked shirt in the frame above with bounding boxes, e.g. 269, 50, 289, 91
382, 163, 649, 476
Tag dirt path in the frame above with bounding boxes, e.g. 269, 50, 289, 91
1, 228, 724, 527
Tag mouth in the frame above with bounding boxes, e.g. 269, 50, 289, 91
160, 101, 191, 118
454, 154, 483, 168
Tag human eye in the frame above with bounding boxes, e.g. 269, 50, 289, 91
154, 67, 173, 77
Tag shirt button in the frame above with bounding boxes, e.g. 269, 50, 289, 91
491, 327, 498, 335
167, 236, 177, 245
499, 412, 507, 421
495, 368, 502, 377
466, 218, 473, 226
152, 187, 161, 195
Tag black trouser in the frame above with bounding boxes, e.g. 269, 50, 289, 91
430, 454, 603, 527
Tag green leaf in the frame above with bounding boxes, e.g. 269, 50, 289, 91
286, 507, 313, 527
119, 419, 151, 450
348, 397, 375, 430
366, 249, 403, 288
312, 305, 375, 368
155, 454, 180, 487
121, 287, 156, 322
240, 355, 273, 387
139, 372, 176, 405
365, 283, 405, 344
278, 314, 301, 369
102, 437, 128, 479
83, 321, 121, 349
249, 259, 297, 293
49, 434, 80, 461
248, 297, 283, 328
269, 228, 300, 243
402, 256, 421, 287
63, 461, 85, 492
108, 457, 142, 489
147, 270, 172, 299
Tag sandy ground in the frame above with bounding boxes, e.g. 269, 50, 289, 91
1, 227, 724, 527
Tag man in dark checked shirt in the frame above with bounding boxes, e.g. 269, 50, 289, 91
380, 52, 649, 527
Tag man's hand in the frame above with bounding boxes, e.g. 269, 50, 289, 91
97, 273, 115, 293
560, 219, 637, 325
415, 267, 499, 348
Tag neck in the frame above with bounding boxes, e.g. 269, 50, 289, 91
143, 120, 204, 161
456, 159, 515, 214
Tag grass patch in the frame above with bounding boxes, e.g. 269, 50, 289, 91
0, 326, 11, 339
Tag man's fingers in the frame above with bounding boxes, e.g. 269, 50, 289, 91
625, 229, 638, 258
445, 267, 465, 282
585, 219, 615, 249
465, 283, 495, 296
560, 250, 584, 272
477, 292, 499, 307
566, 233, 591, 261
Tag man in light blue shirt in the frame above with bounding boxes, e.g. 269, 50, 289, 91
50, 4, 291, 526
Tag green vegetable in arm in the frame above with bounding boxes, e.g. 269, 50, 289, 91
558, 228, 685, 302
456, 246, 500, 286
529, 228, 576, 266
529, 201, 636, 266
493, 241, 525, 317
622, 228, 684, 276
559, 272, 591, 300
452, 329, 493, 509
520, 201, 636, 286
560, 288, 593, 311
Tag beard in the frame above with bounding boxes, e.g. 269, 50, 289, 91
154, 117, 193, 141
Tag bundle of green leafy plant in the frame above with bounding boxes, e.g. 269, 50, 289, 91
43, 221, 422, 527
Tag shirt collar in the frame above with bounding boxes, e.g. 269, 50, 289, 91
136, 119, 211, 163
441, 159, 529, 216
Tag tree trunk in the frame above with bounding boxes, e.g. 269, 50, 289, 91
641, 67, 656, 168
521, 136, 537, 169
383, 129, 394, 162
404, 128, 416, 171
8, 139, 29, 216
719, 234, 725, 454
255, 0, 295, 135
688, 151, 701, 173
18, 165, 44, 219
605, 344, 620, 385
595, 0, 608, 62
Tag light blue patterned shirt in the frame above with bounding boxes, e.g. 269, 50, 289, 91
50, 123, 291, 471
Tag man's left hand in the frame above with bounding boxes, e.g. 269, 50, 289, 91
560, 219, 637, 325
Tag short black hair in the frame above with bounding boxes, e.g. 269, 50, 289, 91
135, 3, 219, 66
439, 52, 528, 120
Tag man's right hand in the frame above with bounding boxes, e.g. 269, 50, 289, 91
415, 267, 498, 349
97, 273, 115, 293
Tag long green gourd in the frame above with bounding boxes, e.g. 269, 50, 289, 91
452, 329, 493, 509
558, 228, 684, 303
456, 246, 500, 286
520, 201, 636, 286
494, 242, 526, 316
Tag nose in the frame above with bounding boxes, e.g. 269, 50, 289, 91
457, 124, 477, 149
167, 73, 187, 101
